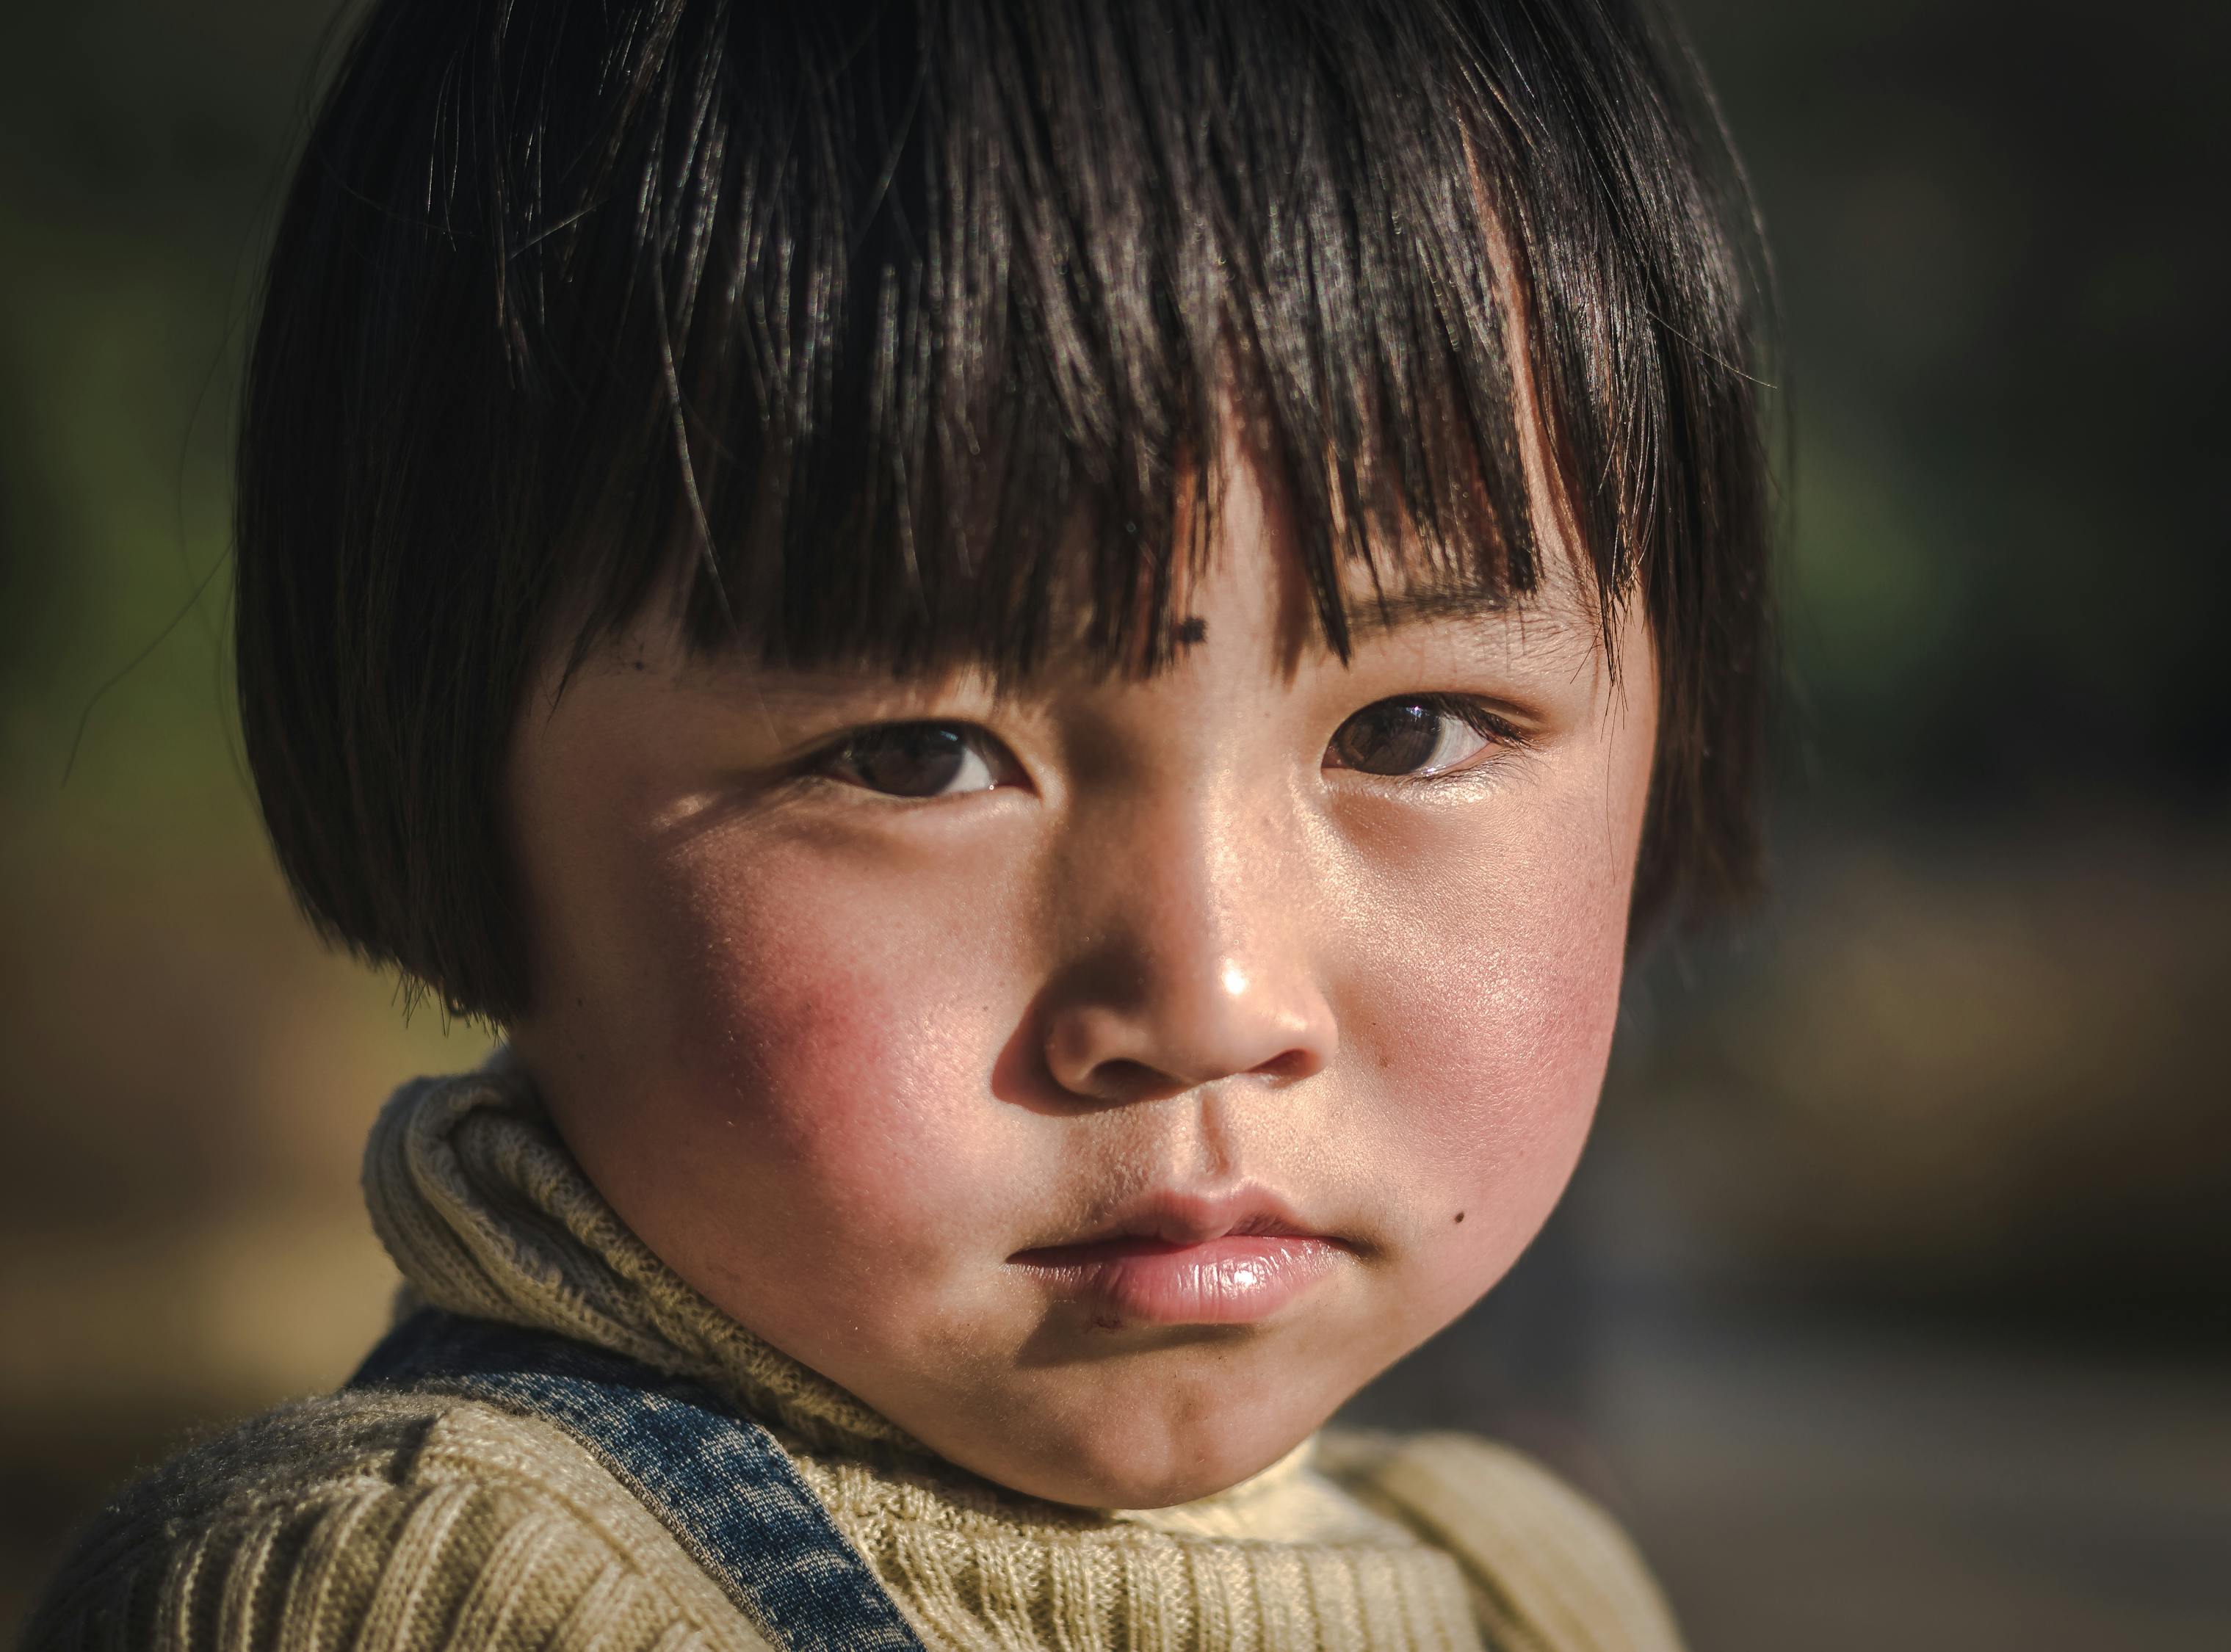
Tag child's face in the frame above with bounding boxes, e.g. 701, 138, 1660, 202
508, 446, 1656, 1509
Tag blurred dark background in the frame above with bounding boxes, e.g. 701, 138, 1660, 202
2, 1, 2224, 1646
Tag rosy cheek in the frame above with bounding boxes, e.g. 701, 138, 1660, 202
646, 841, 1013, 1239
1354, 827, 1632, 1262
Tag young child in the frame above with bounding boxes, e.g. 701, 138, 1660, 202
26, 0, 1769, 1647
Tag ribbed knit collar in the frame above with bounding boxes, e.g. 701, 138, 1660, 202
362, 1054, 930, 1461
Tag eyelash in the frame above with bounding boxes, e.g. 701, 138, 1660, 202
1325, 694, 1530, 784
1399, 694, 1527, 753
801, 693, 1527, 799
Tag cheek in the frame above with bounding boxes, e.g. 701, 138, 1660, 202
585, 831, 1030, 1280
1343, 788, 1641, 1269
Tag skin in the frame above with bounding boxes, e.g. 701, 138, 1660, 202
506, 440, 1658, 1510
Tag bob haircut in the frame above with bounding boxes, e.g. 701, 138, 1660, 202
236, 0, 1773, 1023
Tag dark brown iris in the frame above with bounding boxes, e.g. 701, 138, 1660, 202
839, 723, 977, 796
1328, 699, 1452, 775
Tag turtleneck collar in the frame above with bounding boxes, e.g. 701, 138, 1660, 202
364, 1055, 935, 1452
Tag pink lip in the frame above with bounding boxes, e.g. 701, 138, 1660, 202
1010, 1192, 1350, 1326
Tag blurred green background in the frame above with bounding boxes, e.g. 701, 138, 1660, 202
1, 1, 2224, 1646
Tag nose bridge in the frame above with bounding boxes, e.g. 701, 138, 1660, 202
1099, 771, 1285, 987
1041, 767, 1334, 1101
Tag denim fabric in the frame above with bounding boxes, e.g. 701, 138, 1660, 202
351, 1309, 926, 1652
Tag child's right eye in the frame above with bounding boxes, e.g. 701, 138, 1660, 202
821, 722, 1016, 798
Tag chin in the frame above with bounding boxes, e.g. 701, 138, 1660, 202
935, 1385, 1326, 1511
998, 1438, 1293, 1512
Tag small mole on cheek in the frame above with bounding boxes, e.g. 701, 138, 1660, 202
1454, 1211, 1465, 1224
1174, 615, 1209, 647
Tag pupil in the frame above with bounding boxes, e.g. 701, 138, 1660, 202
1339, 702, 1441, 775
853, 725, 966, 795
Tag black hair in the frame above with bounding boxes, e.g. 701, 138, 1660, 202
236, 0, 1773, 1021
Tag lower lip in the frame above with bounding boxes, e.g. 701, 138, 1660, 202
1010, 1235, 1347, 1326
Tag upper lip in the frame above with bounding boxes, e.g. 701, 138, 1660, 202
1011, 1187, 1335, 1257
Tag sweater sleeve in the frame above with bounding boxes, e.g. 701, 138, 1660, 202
18, 1391, 777, 1652
1317, 1430, 1686, 1652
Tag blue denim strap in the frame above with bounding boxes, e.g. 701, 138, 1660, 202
350, 1309, 925, 1652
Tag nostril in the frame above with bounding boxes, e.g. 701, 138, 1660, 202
1080, 1057, 1188, 1105
1102, 1057, 1187, 1096
1250, 1047, 1321, 1083
1077, 1048, 1319, 1103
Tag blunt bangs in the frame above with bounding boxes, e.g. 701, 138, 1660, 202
236, 0, 1773, 1018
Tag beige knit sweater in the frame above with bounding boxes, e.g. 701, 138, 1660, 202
23, 1065, 1684, 1652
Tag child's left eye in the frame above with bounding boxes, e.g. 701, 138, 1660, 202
1323, 696, 1512, 778
822, 722, 1014, 797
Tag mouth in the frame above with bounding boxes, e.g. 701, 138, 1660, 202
1008, 1190, 1353, 1327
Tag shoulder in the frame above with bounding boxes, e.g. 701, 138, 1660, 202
21, 1387, 774, 1652
1317, 1429, 1685, 1652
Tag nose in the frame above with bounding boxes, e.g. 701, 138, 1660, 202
1038, 800, 1338, 1106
